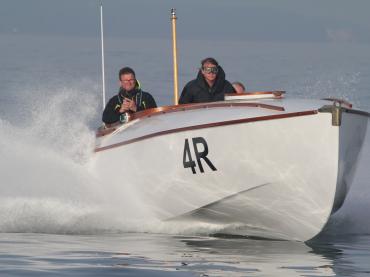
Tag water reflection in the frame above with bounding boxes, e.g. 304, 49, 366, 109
2, 233, 370, 276
108, 234, 339, 276
308, 234, 370, 277
176, 235, 336, 276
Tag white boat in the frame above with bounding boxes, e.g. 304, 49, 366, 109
91, 91, 369, 241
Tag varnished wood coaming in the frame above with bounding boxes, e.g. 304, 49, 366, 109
225, 90, 285, 97
96, 102, 285, 138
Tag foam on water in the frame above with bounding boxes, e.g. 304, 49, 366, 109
0, 83, 227, 236
0, 79, 370, 237
0, 85, 106, 234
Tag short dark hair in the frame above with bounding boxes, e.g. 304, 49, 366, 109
201, 57, 219, 67
232, 82, 245, 91
119, 67, 136, 80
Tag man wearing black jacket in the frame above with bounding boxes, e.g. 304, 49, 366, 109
179, 57, 235, 104
102, 67, 157, 124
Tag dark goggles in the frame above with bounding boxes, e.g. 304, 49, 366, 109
202, 66, 218, 74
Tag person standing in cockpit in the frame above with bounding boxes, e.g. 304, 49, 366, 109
102, 67, 157, 124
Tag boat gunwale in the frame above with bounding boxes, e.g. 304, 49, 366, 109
95, 109, 318, 152
344, 108, 370, 117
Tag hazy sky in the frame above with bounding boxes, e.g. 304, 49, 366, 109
1, 0, 370, 43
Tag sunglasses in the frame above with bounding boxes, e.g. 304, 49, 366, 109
202, 66, 218, 74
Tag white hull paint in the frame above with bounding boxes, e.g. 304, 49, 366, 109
91, 96, 369, 241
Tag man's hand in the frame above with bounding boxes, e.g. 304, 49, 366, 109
119, 98, 137, 113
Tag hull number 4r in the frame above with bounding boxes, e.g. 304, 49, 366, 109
183, 137, 217, 174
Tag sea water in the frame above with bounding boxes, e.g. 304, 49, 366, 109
0, 33, 370, 276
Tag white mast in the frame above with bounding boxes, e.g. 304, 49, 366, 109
100, 3, 106, 110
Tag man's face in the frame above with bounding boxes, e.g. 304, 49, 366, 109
119, 73, 136, 91
201, 62, 218, 83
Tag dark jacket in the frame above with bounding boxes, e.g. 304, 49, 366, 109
179, 66, 235, 104
102, 88, 157, 124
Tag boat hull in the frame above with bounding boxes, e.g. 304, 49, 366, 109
91, 99, 368, 241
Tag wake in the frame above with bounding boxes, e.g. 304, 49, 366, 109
0, 86, 221, 235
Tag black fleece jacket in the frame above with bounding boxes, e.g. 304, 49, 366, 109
179, 66, 235, 104
102, 88, 157, 124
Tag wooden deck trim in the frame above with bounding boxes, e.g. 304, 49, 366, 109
129, 102, 285, 120
225, 90, 285, 97
96, 102, 285, 138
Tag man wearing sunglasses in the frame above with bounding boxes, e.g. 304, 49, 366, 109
179, 57, 235, 104
102, 67, 157, 124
